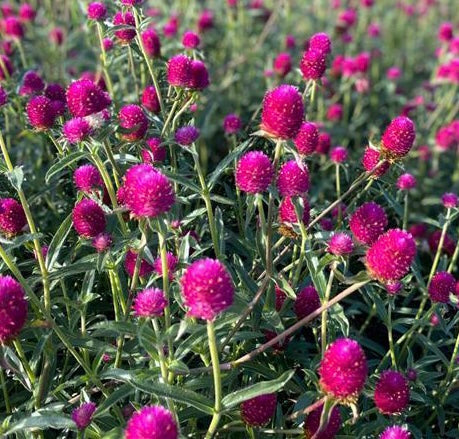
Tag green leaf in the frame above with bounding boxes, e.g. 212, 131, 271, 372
95, 384, 134, 416
46, 213, 73, 270
5, 413, 75, 434
6, 166, 24, 191
45, 151, 87, 183
221, 370, 295, 410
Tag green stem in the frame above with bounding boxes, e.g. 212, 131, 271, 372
256, 194, 267, 245
387, 298, 397, 368
403, 192, 409, 230
335, 165, 342, 225
96, 22, 114, 97
321, 267, 335, 355
0, 366, 11, 413
12, 340, 36, 386
108, 270, 123, 368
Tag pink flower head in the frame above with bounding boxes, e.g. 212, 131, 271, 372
189, 60, 210, 90
367, 22, 381, 38
275, 286, 286, 311
319, 338, 368, 403
182, 30, 200, 49
380, 426, 412, 439
235, 151, 274, 194
428, 230, 456, 257
273, 52, 292, 77
123, 164, 175, 218
67, 79, 111, 117
330, 146, 347, 163
435, 124, 457, 151
0, 198, 26, 237
307, 32, 332, 54
72, 199, 106, 238
125, 249, 154, 278
240, 394, 277, 426
125, 405, 178, 439
438, 22, 454, 42
386, 281, 403, 295
387, 66, 401, 81
119, 104, 148, 141
154, 252, 178, 281
316, 132, 331, 155
278, 196, 310, 225
63, 118, 92, 143
49, 27, 64, 45
45, 82, 66, 108
103, 38, 114, 51
396, 173, 417, 191
167, 54, 193, 88
175, 125, 200, 146
366, 229, 416, 283
72, 402, 96, 430
223, 113, 242, 134
141, 28, 161, 58
337, 8, 357, 29
294, 122, 319, 155
19, 4, 36, 22
300, 48, 327, 80
304, 403, 341, 439
19, 71, 44, 96
408, 223, 427, 239
294, 285, 320, 319
142, 137, 166, 163
260, 84, 304, 140
4, 16, 24, 39
0, 86, 7, 106
26, 96, 56, 130
133, 288, 168, 318
141, 85, 160, 114
92, 232, 112, 252
285, 34, 296, 49
428, 271, 455, 303
327, 103, 343, 122
0, 3, 14, 17
350, 202, 388, 245
0, 275, 27, 343
441, 192, 458, 209
180, 258, 234, 320
277, 160, 310, 196
361, 0, 374, 7
362, 147, 390, 177
374, 370, 410, 414
328, 232, 354, 255
381, 116, 416, 160
87, 2, 107, 21
73, 165, 103, 193
354, 52, 371, 74
197, 9, 214, 33
163, 15, 179, 38
113, 11, 136, 43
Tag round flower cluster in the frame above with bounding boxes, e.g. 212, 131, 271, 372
235, 151, 274, 194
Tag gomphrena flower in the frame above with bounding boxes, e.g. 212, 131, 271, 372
304, 403, 341, 439
319, 338, 368, 403
182, 30, 200, 49
380, 425, 412, 439
330, 146, 348, 163
125, 249, 154, 278
316, 131, 331, 155
0, 275, 28, 343
0, 198, 27, 237
72, 199, 106, 239
141, 85, 160, 114
63, 118, 92, 143
19, 70, 45, 96
141, 137, 166, 163
0, 86, 7, 106
26, 96, 56, 130
374, 370, 410, 414
349, 202, 388, 245
438, 22, 453, 42
67, 79, 111, 117
275, 286, 286, 311
386, 281, 403, 295
260, 84, 304, 140
362, 147, 390, 177
141, 28, 161, 57
73, 165, 103, 193
240, 394, 277, 426
4, 16, 25, 39
71, 402, 96, 430
87, 2, 107, 21
328, 232, 354, 255
294, 285, 320, 319
123, 164, 175, 218
119, 104, 148, 141
125, 405, 178, 439
49, 27, 64, 45
235, 151, 274, 194
133, 288, 168, 318
175, 126, 200, 146
92, 232, 112, 253
441, 192, 458, 209
327, 104, 343, 122
366, 229, 416, 283
19, 3, 36, 22
396, 173, 417, 191
189, 60, 210, 90
307, 32, 332, 54
180, 258, 234, 320
154, 252, 178, 281
278, 196, 310, 225
45, 83, 67, 115
113, 11, 136, 43
0, 55, 13, 81
277, 160, 310, 197
223, 113, 242, 134
273, 52, 292, 77
300, 49, 327, 80
167, 54, 192, 88
381, 116, 416, 160
428, 271, 455, 303
294, 122, 319, 155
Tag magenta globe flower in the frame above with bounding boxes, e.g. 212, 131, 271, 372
397, 173, 417, 191
273, 52, 292, 77
277, 160, 310, 197
294, 285, 320, 319
175, 126, 200, 146
328, 232, 354, 255
119, 104, 148, 141
182, 30, 200, 49
260, 85, 304, 140
327, 104, 343, 122
154, 252, 178, 281
125, 249, 154, 278
19, 71, 44, 96
349, 202, 388, 245
362, 147, 390, 178
374, 370, 410, 414
380, 425, 412, 439
67, 79, 111, 117
381, 116, 416, 160
63, 118, 92, 144
307, 32, 332, 54
278, 196, 310, 225
235, 151, 274, 194
72, 402, 96, 430
304, 403, 341, 439
141, 86, 160, 114
0, 198, 27, 237
330, 146, 348, 163
19, 3, 36, 22
26, 96, 56, 130
294, 122, 319, 155
113, 11, 136, 43
125, 405, 178, 439
141, 28, 161, 58
240, 394, 277, 426
441, 192, 458, 209
300, 49, 327, 80
0, 275, 28, 343
180, 258, 234, 320
72, 199, 106, 239
319, 338, 368, 403
189, 60, 210, 90
73, 165, 103, 193
133, 288, 168, 318
92, 232, 112, 253
87, 2, 107, 21
141, 137, 167, 163
223, 113, 242, 134
167, 54, 193, 88
428, 271, 455, 303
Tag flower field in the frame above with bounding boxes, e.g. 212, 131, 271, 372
0, 0, 458, 438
